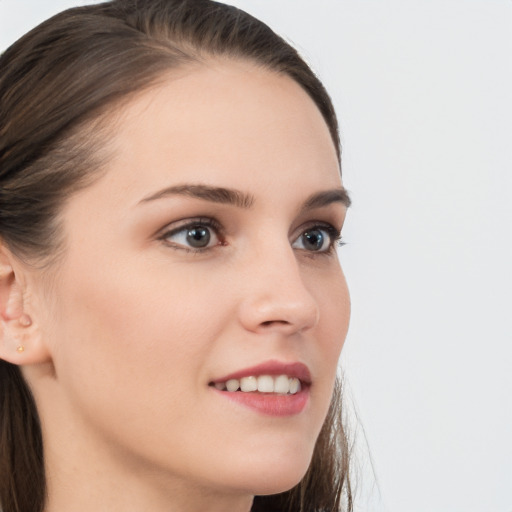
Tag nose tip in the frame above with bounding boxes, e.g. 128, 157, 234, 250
237, 263, 320, 336
242, 298, 320, 335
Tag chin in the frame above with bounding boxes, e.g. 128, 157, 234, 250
226, 447, 313, 496
250, 472, 308, 497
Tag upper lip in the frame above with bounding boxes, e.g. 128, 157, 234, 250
210, 360, 312, 385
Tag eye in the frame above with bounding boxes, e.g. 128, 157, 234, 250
291, 225, 341, 253
160, 219, 222, 251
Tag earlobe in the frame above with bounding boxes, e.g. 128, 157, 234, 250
0, 247, 51, 365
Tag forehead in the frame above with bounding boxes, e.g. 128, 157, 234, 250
88, 60, 341, 205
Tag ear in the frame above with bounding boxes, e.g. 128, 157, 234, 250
0, 245, 51, 365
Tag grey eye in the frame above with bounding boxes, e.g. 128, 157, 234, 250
292, 226, 335, 252
164, 223, 219, 250
186, 226, 211, 248
303, 229, 326, 251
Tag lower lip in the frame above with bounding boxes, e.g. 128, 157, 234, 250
212, 387, 309, 417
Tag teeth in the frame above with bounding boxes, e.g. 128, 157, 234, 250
274, 375, 290, 394
289, 377, 301, 394
240, 376, 257, 392
257, 375, 274, 393
213, 375, 302, 395
226, 379, 240, 392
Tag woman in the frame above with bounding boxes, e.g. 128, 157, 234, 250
0, 1, 352, 511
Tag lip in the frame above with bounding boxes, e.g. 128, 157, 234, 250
209, 360, 311, 417
212, 387, 310, 417
210, 360, 312, 385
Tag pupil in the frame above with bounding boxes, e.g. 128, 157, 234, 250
186, 226, 210, 248
303, 230, 324, 250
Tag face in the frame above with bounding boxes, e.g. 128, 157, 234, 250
34, 60, 350, 499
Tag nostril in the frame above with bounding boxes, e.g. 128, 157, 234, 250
238, 293, 319, 334
260, 319, 290, 327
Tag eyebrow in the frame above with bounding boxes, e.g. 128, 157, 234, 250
303, 188, 351, 209
139, 184, 254, 208
138, 183, 351, 209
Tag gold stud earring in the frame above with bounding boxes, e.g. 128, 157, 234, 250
16, 346, 25, 353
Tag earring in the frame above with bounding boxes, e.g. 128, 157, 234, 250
16, 346, 25, 353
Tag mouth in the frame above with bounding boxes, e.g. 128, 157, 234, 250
208, 361, 311, 416
209, 374, 303, 395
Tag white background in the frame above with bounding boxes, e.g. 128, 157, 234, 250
1, 1, 511, 511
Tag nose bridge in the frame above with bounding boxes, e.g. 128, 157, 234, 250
237, 235, 319, 334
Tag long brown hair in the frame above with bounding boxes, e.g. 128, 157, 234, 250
0, 1, 352, 510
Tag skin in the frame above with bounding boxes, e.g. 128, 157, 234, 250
0, 60, 350, 512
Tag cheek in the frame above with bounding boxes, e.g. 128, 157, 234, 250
43, 256, 237, 481
294, 264, 349, 426
314, 265, 350, 356
47, 254, 223, 420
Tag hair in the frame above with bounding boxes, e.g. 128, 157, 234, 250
0, 1, 352, 511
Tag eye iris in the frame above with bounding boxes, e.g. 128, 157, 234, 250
186, 226, 211, 248
303, 229, 324, 251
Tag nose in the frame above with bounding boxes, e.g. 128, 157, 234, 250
237, 242, 320, 336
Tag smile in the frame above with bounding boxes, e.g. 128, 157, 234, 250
209, 360, 311, 416
211, 375, 302, 395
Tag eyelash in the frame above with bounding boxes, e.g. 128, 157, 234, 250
158, 217, 344, 255
299, 224, 345, 254
159, 217, 224, 253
